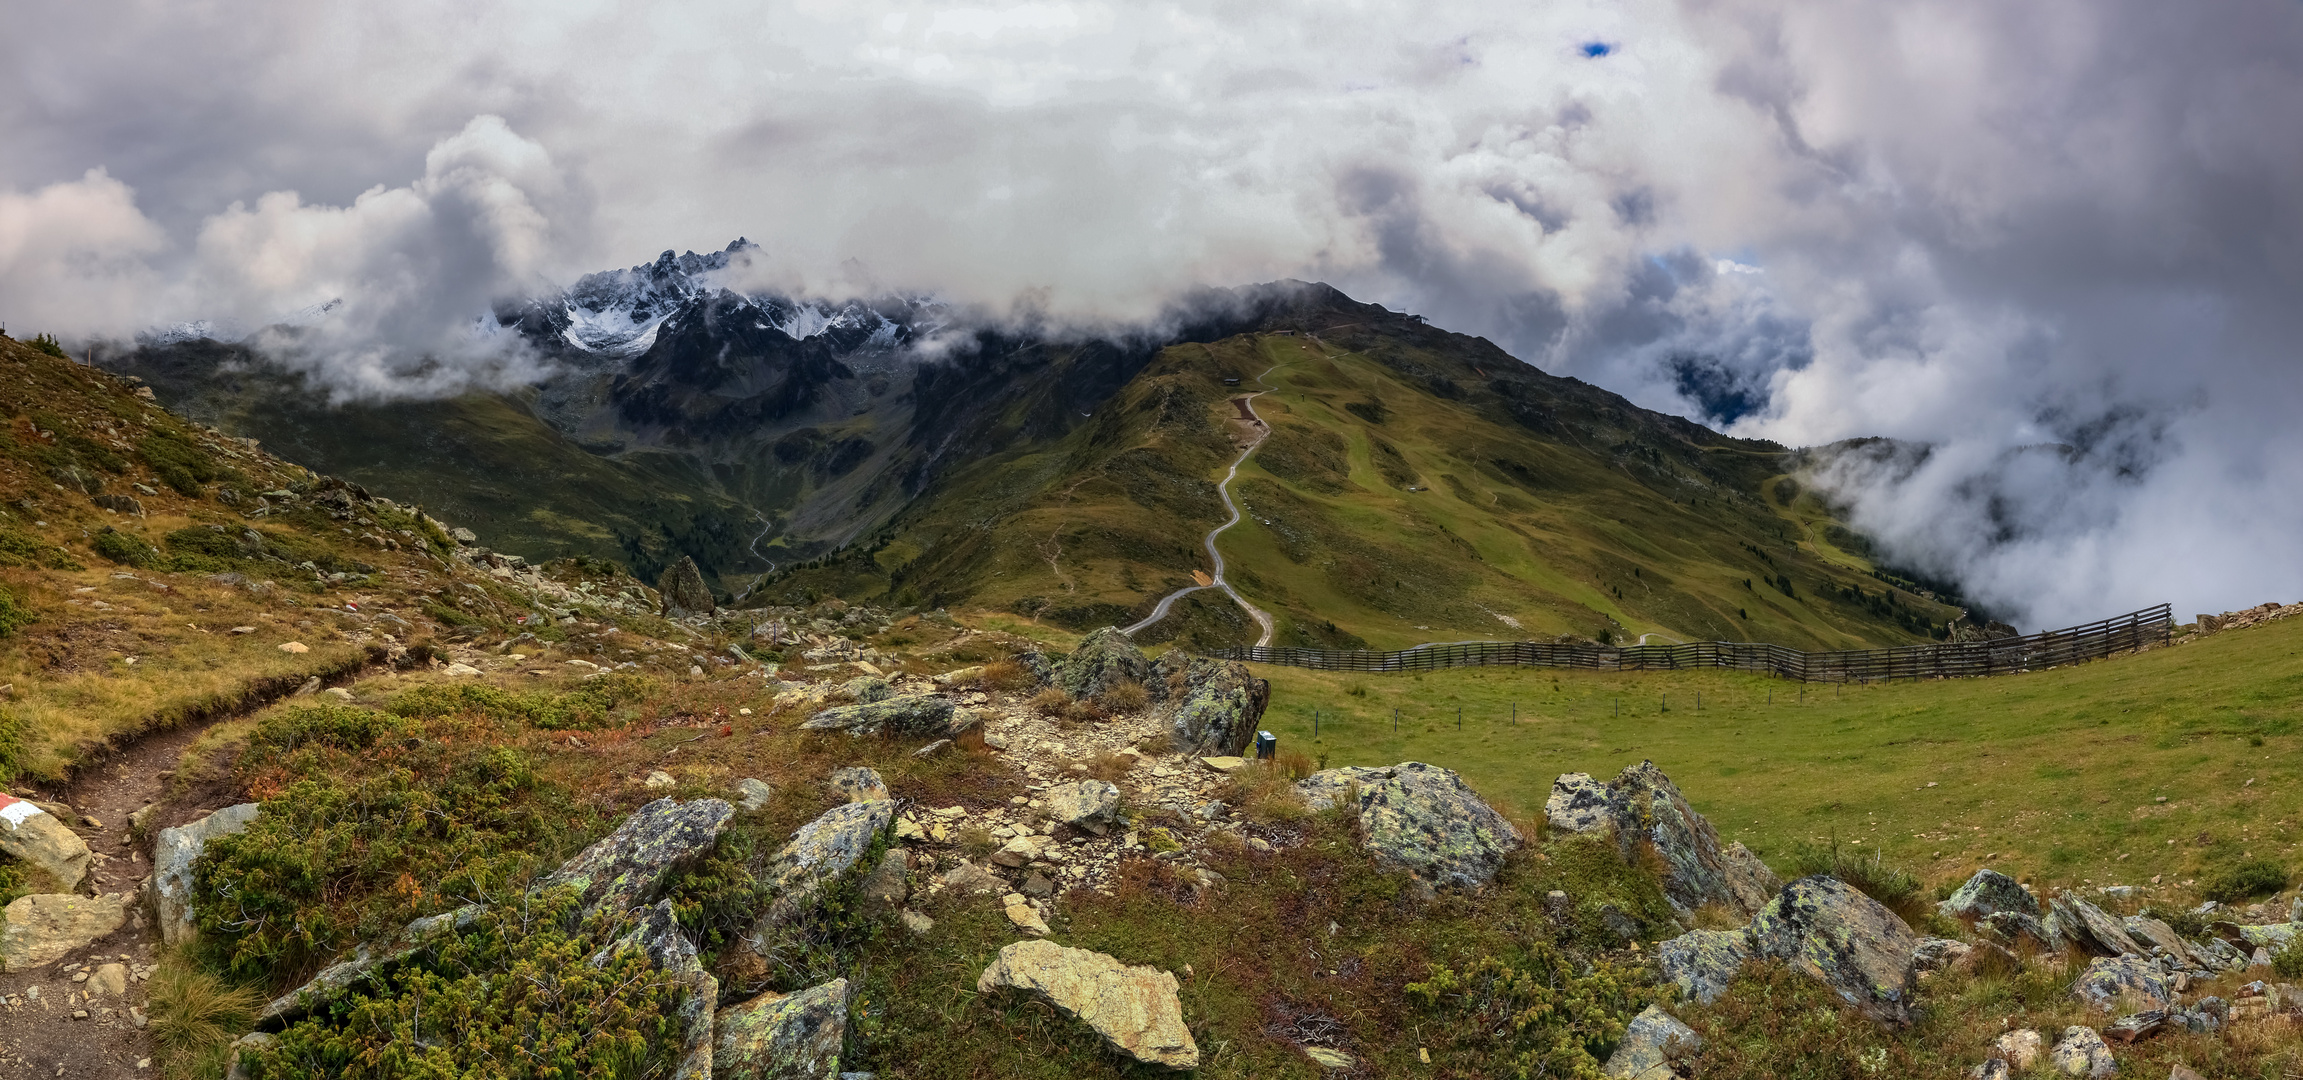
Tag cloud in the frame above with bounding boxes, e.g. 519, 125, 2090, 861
0, 0, 2299, 623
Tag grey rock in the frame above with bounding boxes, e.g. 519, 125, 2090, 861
2103, 1010, 2168, 1044
2070, 955, 2173, 1010
535, 798, 733, 917
92, 494, 144, 516
715, 978, 849, 1080
1970, 1058, 2010, 1080
0, 797, 94, 893
52, 465, 102, 495
2121, 916, 2197, 968
2046, 892, 2145, 958
1993, 1029, 2043, 1069
0, 893, 127, 971
735, 778, 775, 812
1601, 1004, 1701, 1079
842, 676, 893, 703
2233, 921, 2302, 951
2047, 1026, 2114, 1078
1656, 928, 1751, 1005
1543, 772, 1612, 835
1154, 653, 1269, 757
1541, 761, 1783, 920
977, 939, 1198, 1069
1294, 766, 1396, 811
753, 800, 898, 935
153, 802, 261, 945
912, 739, 952, 758
1939, 869, 2039, 921
1912, 937, 1973, 973
1293, 762, 1523, 893
259, 904, 488, 1026
1978, 910, 2058, 951
1043, 780, 1121, 834
826, 766, 890, 803
657, 556, 714, 617
1748, 875, 1922, 1026
224, 1033, 278, 1080
2188, 934, 2248, 971
854, 849, 910, 921
1054, 627, 1155, 701
940, 861, 1007, 895
900, 909, 934, 935
1021, 871, 1056, 899
591, 899, 698, 974
800, 695, 958, 738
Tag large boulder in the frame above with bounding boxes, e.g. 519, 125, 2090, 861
0, 893, 127, 971
1294, 762, 1523, 894
1748, 876, 1922, 1026
1155, 654, 1268, 757
753, 800, 898, 934
714, 977, 849, 1079
2045, 893, 2144, 958
154, 802, 262, 945
2069, 955, 2172, 1010
0, 794, 92, 891
1656, 928, 1752, 1005
1601, 1004, 1701, 1079
1938, 869, 2038, 921
1055, 628, 1156, 701
657, 556, 715, 617
800, 695, 958, 738
536, 798, 733, 917
1043, 780, 1122, 835
1542, 761, 1782, 920
976, 939, 1198, 1070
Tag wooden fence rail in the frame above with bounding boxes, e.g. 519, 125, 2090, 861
1205, 603, 2172, 682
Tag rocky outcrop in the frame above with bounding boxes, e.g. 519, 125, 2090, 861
2070, 955, 2172, 1010
976, 940, 1198, 1069
800, 695, 958, 738
1938, 869, 2037, 921
714, 978, 849, 1079
1543, 761, 1782, 920
825, 767, 890, 803
0, 794, 92, 892
2045, 893, 2144, 958
1602, 1005, 1701, 1079
1056, 628, 1156, 701
657, 556, 714, 617
153, 802, 262, 945
2047, 1026, 2114, 1078
1657, 928, 1752, 1005
1, 893, 127, 971
753, 799, 898, 934
536, 798, 734, 917
1748, 876, 1922, 1026
1155, 653, 1268, 757
1043, 780, 1122, 835
1293, 762, 1522, 894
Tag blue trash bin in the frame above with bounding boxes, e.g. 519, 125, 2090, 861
1254, 730, 1277, 759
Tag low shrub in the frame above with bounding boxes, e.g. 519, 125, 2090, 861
0, 590, 31, 639
247, 703, 408, 758
1405, 945, 1651, 1078
1680, 959, 1915, 1078
2200, 857, 2289, 902
385, 672, 653, 731
0, 527, 81, 570
92, 526, 158, 567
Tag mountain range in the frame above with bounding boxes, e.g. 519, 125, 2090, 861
105, 242, 1968, 650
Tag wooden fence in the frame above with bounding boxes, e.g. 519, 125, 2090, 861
1206, 603, 2171, 683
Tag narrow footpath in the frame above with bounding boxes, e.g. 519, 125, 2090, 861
1123, 367, 1280, 647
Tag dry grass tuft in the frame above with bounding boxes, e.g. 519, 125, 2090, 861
979, 658, 1036, 692
1095, 678, 1149, 714
149, 958, 263, 1076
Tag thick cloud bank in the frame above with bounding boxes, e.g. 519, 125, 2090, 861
4, 0, 2300, 626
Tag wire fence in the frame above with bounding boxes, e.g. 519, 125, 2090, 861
1206, 603, 2171, 682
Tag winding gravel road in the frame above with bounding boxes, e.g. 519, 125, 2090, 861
1123, 367, 1279, 646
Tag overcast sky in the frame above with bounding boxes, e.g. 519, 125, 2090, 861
4, 0, 2300, 628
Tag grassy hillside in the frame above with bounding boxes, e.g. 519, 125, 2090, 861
774, 289, 1964, 651
1249, 616, 2300, 894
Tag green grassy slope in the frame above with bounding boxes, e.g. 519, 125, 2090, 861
1247, 616, 2301, 893
775, 289, 1962, 651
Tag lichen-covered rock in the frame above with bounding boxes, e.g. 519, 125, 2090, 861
1978, 910, 2057, 951
753, 800, 898, 934
715, 978, 848, 1079
854, 849, 910, 922
1748, 875, 1922, 1026
1992, 1028, 2042, 1070
1544, 772, 1612, 834
842, 676, 894, 703
976, 939, 1198, 1069
2232, 921, 2302, 951
657, 556, 715, 617
2069, 955, 2172, 1010
2188, 934, 2248, 971
536, 798, 733, 917
1043, 780, 1122, 835
1294, 767, 1395, 811
1540, 761, 1782, 920
1293, 762, 1523, 893
592, 899, 698, 973
2047, 1026, 2114, 1078
154, 802, 261, 945
1656, 929, 1751, 1004
0, 893, 127, 971
799, 695, 957, 737
258, 904, 487, 1025
1601, 1004, 1701, 1079
735, 778, 774, 811
1939, 869, 2039, 921
1155, 653, 1268, 757
2119, 916, 2198, 969
0, 794, 92, 893
1912, 937, 1973, 974
591, 900, 716, 1078
1056, 627, 1156, 701
2045, 893, 2145, 957
826, 767, 890, 803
